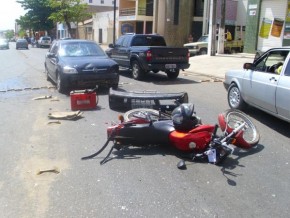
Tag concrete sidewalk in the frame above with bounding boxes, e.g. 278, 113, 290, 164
185, 53, 255, 79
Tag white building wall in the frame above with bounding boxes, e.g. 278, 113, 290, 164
236, 0, 247, 26
93, 11, 119, 44
235, 0, 248, 40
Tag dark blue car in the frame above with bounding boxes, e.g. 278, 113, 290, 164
45, 39, 119, 93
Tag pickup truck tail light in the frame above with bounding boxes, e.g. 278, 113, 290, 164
146, 50, 152, 62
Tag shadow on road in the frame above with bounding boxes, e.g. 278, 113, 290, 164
119, 69, 198, 85
218, 143, 265, 186
245, 107, 290, 138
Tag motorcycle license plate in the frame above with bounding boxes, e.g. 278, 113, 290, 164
165, 64, 176, 69
206, 149, 217, 163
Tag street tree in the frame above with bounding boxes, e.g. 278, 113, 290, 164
16, 0, 55, 35
5, 30, 15, 41
48, 0, 91, 38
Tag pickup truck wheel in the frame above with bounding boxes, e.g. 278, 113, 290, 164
227, 83, 247, 110
131, 61, 144, 80
111, 83, 118, 90
166, 69, 179, 79
200, 48, 207, 55
56, 73, 66, 93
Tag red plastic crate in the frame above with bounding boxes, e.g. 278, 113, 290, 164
70, 89, 98, 110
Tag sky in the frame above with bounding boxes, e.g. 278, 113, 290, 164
0, 0, 26, 30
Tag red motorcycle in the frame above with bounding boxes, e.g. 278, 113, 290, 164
82, 103, 260, 168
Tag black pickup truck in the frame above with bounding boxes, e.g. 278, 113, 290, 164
106, 34, 190, 80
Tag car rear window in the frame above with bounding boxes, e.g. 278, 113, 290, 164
131, 36, 166, 46
42, 37, 51, 40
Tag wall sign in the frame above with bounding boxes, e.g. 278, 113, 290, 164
249, 10, 256, 16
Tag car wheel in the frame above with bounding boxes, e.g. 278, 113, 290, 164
200, 48, 207, 55
56, 73, 65, 93
166, 69, 179, 79
45, 66, 50, 81
111, 83, 118, 90
131, 60, 145, 80
228, 83, 247, 110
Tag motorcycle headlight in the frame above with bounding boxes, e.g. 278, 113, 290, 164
63, 66, 78, 74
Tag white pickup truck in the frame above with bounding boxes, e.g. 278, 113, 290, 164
184, 35, 244, 56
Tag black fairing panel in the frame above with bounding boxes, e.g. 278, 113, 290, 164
116, 120, 175, 146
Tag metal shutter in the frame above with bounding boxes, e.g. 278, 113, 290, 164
257, 0, 287, 51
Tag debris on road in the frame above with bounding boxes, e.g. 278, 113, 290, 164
48, 110, 83, 120
32, 95, 52, 100
47, 120, 61, 125
36, 167, 60, 175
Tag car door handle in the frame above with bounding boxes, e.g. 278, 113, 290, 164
269, 77, 277, 82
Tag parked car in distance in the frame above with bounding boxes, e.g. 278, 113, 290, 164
45, 39, 119, 93
0, 38, 9, 49
16, 39, 28, 50
183, 35, 244, 56
224, 47, 290, 123
37, 36, 51, 48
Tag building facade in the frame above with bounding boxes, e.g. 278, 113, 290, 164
111, 0, 246, 47
244, 0, 290, 53
54, 0, 246, 48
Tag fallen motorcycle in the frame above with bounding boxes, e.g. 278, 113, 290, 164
82, 103, 260, 167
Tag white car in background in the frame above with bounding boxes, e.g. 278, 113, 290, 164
37, 36, 51, 48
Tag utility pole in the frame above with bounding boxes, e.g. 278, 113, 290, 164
217, 0, 226, 54
113, 0, 116, 44
208, 0, 217, 56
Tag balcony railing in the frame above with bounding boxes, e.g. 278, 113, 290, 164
120, 7, 153, 17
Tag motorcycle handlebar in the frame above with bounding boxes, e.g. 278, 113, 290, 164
211, 124, 219, 141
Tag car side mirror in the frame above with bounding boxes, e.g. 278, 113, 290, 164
243, 63, 253, 70
108, 43, 114, 48
46, 52, 55, 58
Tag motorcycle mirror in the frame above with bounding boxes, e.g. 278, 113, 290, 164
118, 115, 124, 122
177, 159, 186, 170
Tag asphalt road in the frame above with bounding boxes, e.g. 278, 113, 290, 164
0, 42, 290, 218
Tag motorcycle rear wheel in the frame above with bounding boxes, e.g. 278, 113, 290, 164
219, 109, 260, 146
124, 108, 169, 121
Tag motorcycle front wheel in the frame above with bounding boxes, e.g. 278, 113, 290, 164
124, 108, 170, 121
218, 109, 260, 147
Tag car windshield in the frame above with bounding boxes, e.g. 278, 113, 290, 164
197, 36, 208, 42
0, 39, 7, 43
59, 42, 106, 57
18, 39, 27, 42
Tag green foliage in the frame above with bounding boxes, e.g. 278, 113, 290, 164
16, 0, 55, 34
5, 30, 15, 40
18, 30, 26, 38
16, 0, 92, 37
48, 0, 92, 36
